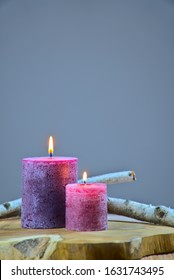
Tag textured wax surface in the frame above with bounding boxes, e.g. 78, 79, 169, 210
66, 183, 107, 231
22, 157, 78, 229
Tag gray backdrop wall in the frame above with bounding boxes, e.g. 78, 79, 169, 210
0, 0, 174, 207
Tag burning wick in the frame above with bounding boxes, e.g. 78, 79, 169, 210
83, 171, 87, 184
48, 136, 54, 158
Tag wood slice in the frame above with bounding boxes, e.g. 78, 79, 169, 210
0, 216, 174, 260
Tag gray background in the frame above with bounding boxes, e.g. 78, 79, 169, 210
0, 0, 174, 207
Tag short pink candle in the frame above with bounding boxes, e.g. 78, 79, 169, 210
66, 179, 108, 231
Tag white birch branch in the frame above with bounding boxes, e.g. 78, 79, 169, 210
1, 196, 174, 228
108, 197, 174, 227
0, 198, 21, 218
0, 171, 135, 219
78, 170, 136, 184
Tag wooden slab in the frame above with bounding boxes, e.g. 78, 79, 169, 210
0, 216, 174, 260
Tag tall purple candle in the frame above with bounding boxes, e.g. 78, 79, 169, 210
22, 157, 78, 229
21, 137, 78, 229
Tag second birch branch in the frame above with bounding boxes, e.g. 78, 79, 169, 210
108, 197, 174, 227
0, 170, 135, 219
78, 170, 136, 184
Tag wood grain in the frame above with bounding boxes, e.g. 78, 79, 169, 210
0, 217, 174, 260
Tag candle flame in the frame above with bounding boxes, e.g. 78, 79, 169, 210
83, 171, 87, 184
48, 136, 54, 157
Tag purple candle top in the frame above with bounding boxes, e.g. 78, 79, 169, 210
22, 157, 78, 162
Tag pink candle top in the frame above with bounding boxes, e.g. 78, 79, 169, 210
66, 183, 106, 195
